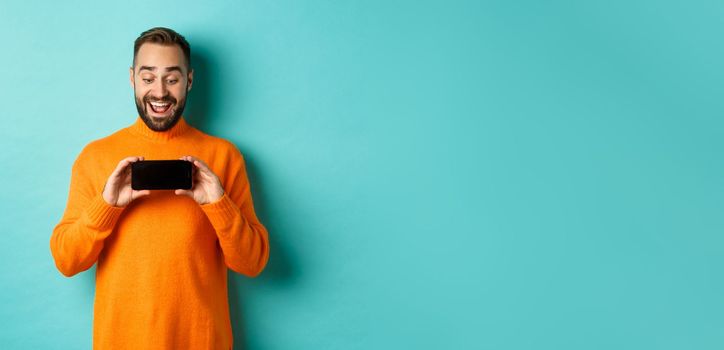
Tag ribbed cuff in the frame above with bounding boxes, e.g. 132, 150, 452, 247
200, 193, 241, 230
83, 193, 126, 230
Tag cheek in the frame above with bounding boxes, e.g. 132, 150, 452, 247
171, 89, 187, 102
135, 88, 149, 100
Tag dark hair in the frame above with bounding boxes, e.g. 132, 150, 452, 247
133, 27, 191, 70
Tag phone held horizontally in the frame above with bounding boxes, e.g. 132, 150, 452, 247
131, 160, 193, 190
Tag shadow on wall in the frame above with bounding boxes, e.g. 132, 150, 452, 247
185, 47, 214, 132
186, 44, 296, 349
228, 155, 295, 349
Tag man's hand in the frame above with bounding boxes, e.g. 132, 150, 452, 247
175, 155, 225, 205
102, 156, 151, 207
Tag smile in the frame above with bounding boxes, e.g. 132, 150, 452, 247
148, 101, 172, 114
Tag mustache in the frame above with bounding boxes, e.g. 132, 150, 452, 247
144, 96, 177, 104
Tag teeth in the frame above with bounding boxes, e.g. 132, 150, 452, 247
149, 101, 171, 113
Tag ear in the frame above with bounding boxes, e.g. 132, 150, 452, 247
187, 68, 194, 92
129, 67, 135, 88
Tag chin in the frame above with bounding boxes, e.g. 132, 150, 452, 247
135, 98, 186, 131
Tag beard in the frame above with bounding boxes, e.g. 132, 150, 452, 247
134, 91, 187, 132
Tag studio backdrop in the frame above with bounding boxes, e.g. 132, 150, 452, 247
1, 1, 723, 349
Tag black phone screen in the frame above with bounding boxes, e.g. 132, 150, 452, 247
131, 160, 193, 190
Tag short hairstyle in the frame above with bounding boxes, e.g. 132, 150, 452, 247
133, 27, 191, 71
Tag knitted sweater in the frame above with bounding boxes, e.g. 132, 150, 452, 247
50, 115, 270, 349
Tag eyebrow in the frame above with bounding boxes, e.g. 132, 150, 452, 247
138, 66, 183, 74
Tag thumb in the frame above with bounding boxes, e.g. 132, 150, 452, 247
175, 189, 192, 197
133, 190, 151, 199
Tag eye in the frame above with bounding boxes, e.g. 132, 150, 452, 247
142, 78, 153, 84
167, 79, 178, 84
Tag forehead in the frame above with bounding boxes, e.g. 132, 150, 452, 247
135, 43, 186, 71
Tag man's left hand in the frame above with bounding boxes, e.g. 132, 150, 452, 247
175, 155, 225, 205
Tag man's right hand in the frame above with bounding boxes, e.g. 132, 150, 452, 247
102, 156, 151, 207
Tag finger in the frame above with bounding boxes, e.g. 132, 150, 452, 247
184, 155, 203, 168
191, 159, 216, 177
178, 156, 197, 176
179, 156, 199, 174
182, 155, 211, 175
112, 158, 134, 175
111, 156, 142, 177
121, 156, 144, 178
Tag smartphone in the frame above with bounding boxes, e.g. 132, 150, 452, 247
131, 160, 193, 190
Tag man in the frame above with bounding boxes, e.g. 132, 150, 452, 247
50, 27, 270, 349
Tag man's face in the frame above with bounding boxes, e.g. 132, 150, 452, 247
130, 43, 193, 131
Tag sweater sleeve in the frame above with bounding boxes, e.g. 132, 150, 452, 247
200, 148, 270, 277
50, 150, 125, 277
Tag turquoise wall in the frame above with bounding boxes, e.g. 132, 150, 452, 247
1, 1, 723, 349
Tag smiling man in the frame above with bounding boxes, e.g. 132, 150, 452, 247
50, 27, 270, 349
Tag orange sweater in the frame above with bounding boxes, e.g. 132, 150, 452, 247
50, 116, 270, 349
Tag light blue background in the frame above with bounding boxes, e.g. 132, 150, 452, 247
1, 1, 723, 349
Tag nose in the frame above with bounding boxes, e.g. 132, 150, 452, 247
151, 79, 169, 99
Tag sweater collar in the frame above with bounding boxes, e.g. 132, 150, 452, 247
127, 115, 191, 142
